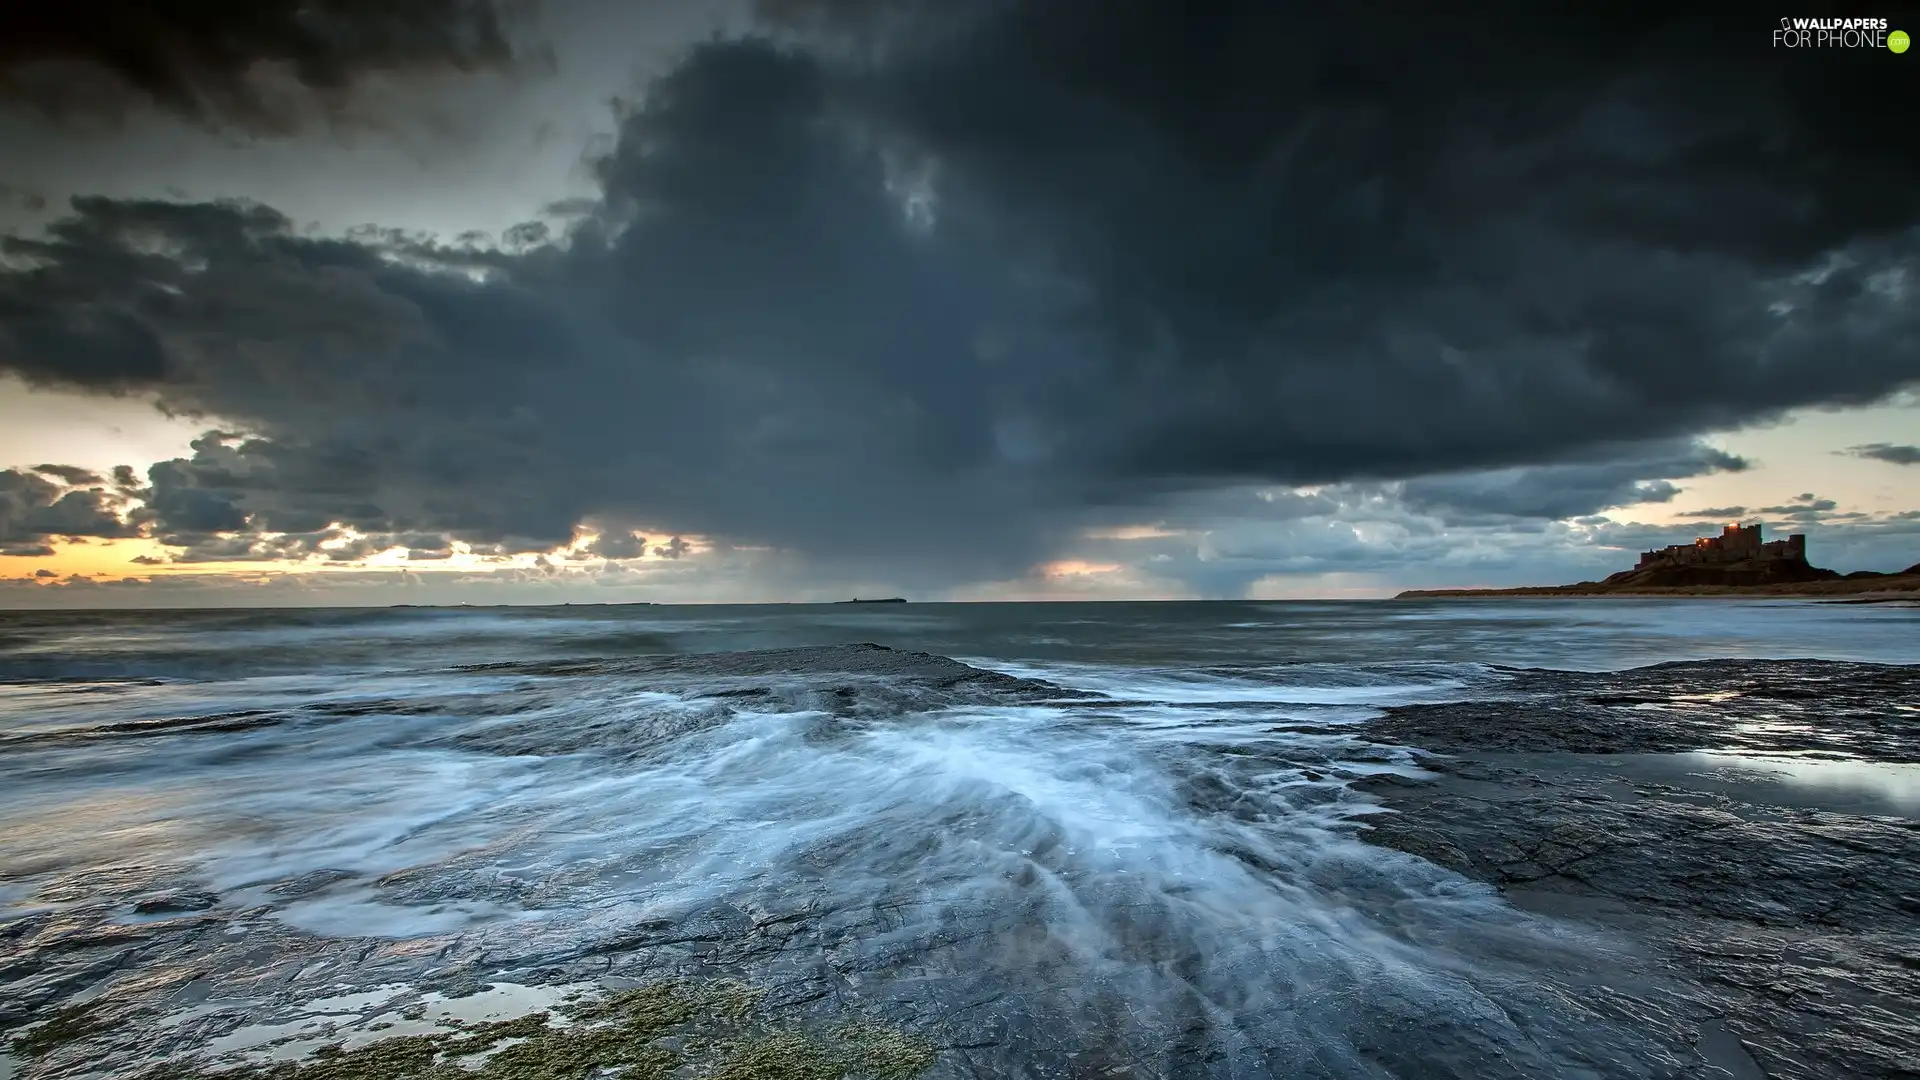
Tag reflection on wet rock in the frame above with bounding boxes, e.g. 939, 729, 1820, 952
1, 604, 1916, 1078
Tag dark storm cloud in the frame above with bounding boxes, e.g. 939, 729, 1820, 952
0, 467, 137, 541
0, 1, 533, 133
1753, 493, 1841, 522
1758, 494, 1838, 513
150, 524, 449, 564
848, 1, 1920, 486
163, 534, 298, 563
1844, 443, 1920, 465
583, 528, 648, 560
131, 427, 591, 554
397, 533, 454, 560
144, 461, 251, 533
25, 488, 140, 537
1398, 442, 1747, 522
32, 464, 103, 485
2, 1, 1919, 580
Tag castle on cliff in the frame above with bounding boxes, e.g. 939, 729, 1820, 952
1636, 523, 1806, 570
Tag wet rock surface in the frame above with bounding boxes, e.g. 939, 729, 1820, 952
1369, 659, 1920, 759
5, 649, 1918, 1078
1358, 658, 1920, 1080
0, 882, 1727, 1080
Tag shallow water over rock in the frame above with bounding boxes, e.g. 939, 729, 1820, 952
2, 601, 1916, 1077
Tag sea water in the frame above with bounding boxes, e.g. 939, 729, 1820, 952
1, 598, 1915, 1076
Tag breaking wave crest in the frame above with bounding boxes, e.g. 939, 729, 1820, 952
2, 639, 1705, 1076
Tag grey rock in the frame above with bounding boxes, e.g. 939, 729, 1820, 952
131, 893, 217, 917
1355, 658, 1920, 1080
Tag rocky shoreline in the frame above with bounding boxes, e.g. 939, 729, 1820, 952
1355, 659, 1920, 1080
3, 650, 1916, 1079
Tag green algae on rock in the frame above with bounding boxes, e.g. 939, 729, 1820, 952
109, 980, 935, 1080
7, 1000, 114, 1059
709, 1021, 937, 1080
826, 1021, 941, 1080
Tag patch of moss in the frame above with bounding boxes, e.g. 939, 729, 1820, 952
8, 999, 112, 1058
710, 1029, 845, 1080
834, 1020, 940, 1080
707, 1019, 939, 1080
114, 979, 932, 1080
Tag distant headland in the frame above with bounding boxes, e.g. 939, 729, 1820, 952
833, 597, 908, 604
1398, 522, 1920, 599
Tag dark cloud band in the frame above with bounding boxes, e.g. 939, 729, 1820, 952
0, 0, 532, 133
2, 1, 1918, 581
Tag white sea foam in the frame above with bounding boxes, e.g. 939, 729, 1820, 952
966, 656, 1472, 705
8, 601, 1916, 1075
2, 654, 1485, 957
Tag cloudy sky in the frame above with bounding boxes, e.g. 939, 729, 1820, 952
3, 0, 1919, 607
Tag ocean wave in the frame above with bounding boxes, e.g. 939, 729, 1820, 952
4, 605, 1917, 1077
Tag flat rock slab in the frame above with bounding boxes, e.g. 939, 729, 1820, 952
1358, 658, 1920, 1080
1370, 659, 1920, 760
7, 652, 1917, 1079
